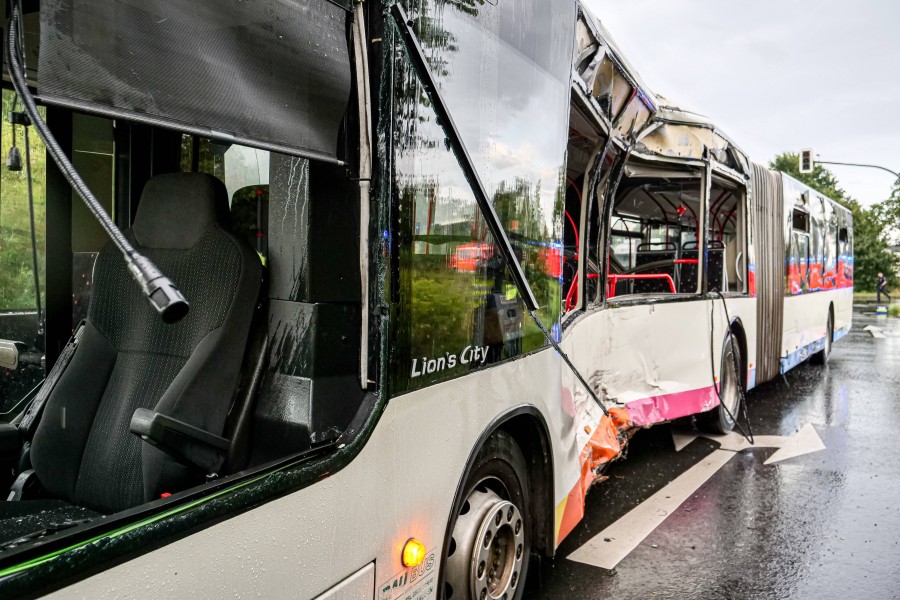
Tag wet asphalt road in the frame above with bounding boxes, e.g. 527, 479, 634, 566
525, 306, 900, 600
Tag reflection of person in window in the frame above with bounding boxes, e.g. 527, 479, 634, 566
877, 272, 891, 305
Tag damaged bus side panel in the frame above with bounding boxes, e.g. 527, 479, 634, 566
552, 5, 851, 544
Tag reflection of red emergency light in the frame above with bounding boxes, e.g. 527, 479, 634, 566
449, 242, 493, 272
539, 246, 562, 278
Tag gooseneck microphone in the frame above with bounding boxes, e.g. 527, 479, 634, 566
7, 8, 189, 324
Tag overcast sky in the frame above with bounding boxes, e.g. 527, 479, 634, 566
584, 0, 900, 207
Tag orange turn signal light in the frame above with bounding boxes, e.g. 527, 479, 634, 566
402, 538, 427, 567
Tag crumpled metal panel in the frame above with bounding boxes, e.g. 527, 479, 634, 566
583, 11, 658, 111
574, 6, 659, 141
578, 4, 752, 174
556, 407, 632, 544
575, 16, 599, 64
639, 123, 718, 159
630, 93, 750, 176
616, 93, 654, 138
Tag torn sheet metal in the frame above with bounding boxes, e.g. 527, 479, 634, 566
576, 3, 751, 175
628, 96, 750, 176
556, 407, 633, 545
574, 6, 658, 144
580, 10, 658, 111
615, 93, 654, 139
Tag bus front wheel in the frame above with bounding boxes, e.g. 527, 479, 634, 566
443, 431, 531, 600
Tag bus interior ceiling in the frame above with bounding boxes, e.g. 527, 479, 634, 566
0, 0, 369, 521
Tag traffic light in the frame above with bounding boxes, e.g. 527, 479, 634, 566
799, 149, 814, 174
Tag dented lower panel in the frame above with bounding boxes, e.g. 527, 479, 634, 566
623, 385, 717, 428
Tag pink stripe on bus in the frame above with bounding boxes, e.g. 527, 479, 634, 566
625, 385, 718, 427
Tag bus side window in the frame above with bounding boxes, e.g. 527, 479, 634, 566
814, 197, 826, 289
391, 177, 534, 394
838, 225, 849, 270
791, 232, 810, 293
712, 182, 748, 294
0, 89, 49, 413
606, 171, 702, 298
826, 223, 838, 288
389, 63, 560, 395
790, 207, 811, 294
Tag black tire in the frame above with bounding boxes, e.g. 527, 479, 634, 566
698, 333, 742, 434
442, 431, 531, 600
811, 310, 833, 365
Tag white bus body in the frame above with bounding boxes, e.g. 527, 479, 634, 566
0, 1, 851, 598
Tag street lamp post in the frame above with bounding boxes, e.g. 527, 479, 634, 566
815, 159, 900, 181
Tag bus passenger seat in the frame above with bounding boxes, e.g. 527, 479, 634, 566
679, 240, 725, 293
679, 244, 699, 293
634, 242, 676, 293
15, 173, 262, 520
707, 242, 725, 292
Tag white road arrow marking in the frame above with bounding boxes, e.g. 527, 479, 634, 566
672, 423, 826, 464
671, 429, 697, 452
567, 424, 826, 570
567, 449, 735, 570
763, 424, 826, 464
864, 325, 886, 338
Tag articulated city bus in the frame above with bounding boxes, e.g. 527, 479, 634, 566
0, 0, 851, 598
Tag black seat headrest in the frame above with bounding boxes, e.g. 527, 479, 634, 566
133, 173, 230, 249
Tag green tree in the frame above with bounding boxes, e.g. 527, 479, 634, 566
879, 180, 900, 237
853, 208, 897, 291
0, 89, 47, 310
770, 152, 898, 292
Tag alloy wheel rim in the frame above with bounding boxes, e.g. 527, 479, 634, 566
445, 486, 525, 600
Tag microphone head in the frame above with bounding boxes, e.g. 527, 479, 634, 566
149, 279, 190, 324
127, 254, 190, 324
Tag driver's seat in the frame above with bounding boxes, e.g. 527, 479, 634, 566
16, 173, 262, 515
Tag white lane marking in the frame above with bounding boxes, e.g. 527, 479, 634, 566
671, 429, 697, 452
568, 425, 826, 570
567, 450, 735, 570
864, 325, 886, 338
